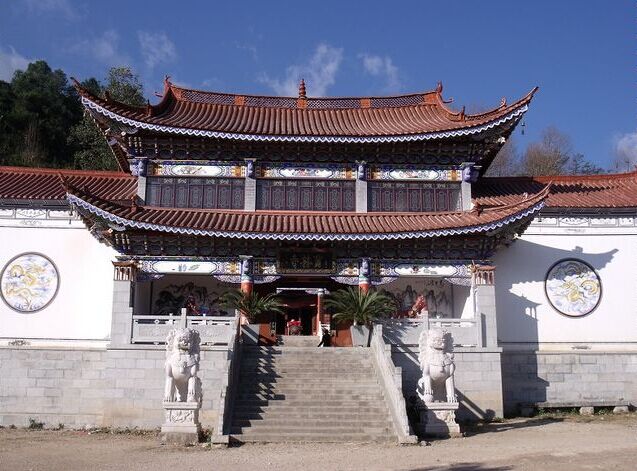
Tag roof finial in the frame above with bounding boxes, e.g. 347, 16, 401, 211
298, 78, 307, 99
436, 81, 443, 94
500, 97, 507, 108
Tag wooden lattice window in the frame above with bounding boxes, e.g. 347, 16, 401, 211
147, 177, 244, 209
257, 179, 355, 211
368, 182, 461, 212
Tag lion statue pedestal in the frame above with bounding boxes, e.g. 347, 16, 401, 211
416, 328, 461, 438
161, 310, 202, 445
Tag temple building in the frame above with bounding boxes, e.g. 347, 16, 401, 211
0, 79, 635, 438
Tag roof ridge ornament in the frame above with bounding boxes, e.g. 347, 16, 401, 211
297, 78, 308, 108
436, 81, 443, 94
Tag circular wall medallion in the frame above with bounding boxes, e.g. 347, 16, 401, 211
1, 253, 59, 313
545, 259, 601, 317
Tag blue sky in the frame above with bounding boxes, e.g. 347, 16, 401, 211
0, 0, 634, 169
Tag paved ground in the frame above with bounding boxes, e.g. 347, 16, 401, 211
1, 414, 637, 470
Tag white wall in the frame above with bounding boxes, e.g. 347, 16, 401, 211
0, 223, 116, 341
494, 217, 637, 348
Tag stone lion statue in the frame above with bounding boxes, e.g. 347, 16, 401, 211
164, 325, 201, 403
417, 328, 457, 403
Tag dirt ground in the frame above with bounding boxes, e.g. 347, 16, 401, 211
1, 414, 637, 471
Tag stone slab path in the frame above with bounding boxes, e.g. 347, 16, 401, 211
1, 415, 636, 470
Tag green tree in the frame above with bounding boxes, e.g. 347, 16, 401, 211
3, 61, 82, 168
69, 68, 145, 170
105, 66, 145, 106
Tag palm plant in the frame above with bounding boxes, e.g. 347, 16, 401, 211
325, 287, 397, 326
219, 290, 284, 324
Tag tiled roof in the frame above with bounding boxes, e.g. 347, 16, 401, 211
0, 166, 135, 202
67, 186, 548, 241
474, 172, 637, 209
75, 79, 537, 140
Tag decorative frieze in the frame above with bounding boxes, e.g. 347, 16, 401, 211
257, 163, 355, 179
133, 257, 475, 281
369, 166, 461, 181
532, 215, 637, 228
374, 262, 471, 278
0, 208, 82, 228
150, 160, 245, 178
139, 259, 240, 275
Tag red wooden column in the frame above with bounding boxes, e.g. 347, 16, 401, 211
239, 256, 253, 294
358, 258, 371, 293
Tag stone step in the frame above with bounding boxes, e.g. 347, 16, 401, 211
235, 394, 385, 403
232, 410, 390, 420
231, 425, 394, 435
233, 405, 387, 412
239, 370, 375, 377
243, 347, 369, 354
230, 344, 398, 443
239, 375, 379, 381
229, 433, 393, 444
239, 378, 378, 392
276, 336, 322, 347
232, 417, 393, 427
241, 362, 373, 367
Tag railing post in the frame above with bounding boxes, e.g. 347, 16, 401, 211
471, 264, 498, 348
109, 260, 137, 348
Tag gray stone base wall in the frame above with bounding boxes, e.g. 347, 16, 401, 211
501, 351, 637, 416
392, 347, 504, 422
0, 347, 229, 430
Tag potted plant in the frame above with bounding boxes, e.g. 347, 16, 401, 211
324, 287, 396, 347
220, 290, 284, 344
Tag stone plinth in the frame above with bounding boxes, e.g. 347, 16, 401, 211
418, 402, 461, 438
161, 401, 201, 445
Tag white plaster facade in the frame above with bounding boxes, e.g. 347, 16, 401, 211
494, 214, 637, 350
0, 210, 116, 343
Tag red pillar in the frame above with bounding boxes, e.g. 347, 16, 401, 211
240, 256, 254, 294
359, 258, 370, 293
240, 279, 253, 294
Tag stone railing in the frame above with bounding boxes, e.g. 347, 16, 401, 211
213, 314, 242, 442
380, 315, 484, 348
131, 315, 236, 345
370, 325, 418, 444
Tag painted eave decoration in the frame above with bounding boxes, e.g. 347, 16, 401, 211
66, 186, 548, 242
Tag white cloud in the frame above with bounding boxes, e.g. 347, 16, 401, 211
23, 0, 80, 20
260, 43, 343, 97
138, 31, 177, 69
0, 46, 32, 81
614, 131, 637, 168
359, 53, 401, 92
235, 42, 258, 61
70, 30, 129, 66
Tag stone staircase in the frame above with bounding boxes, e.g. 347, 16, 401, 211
229, 345, 399, 443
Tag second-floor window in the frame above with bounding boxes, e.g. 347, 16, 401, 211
368, 182, 461, 212
146, 177, 245, 209
257, 179, 356, 211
